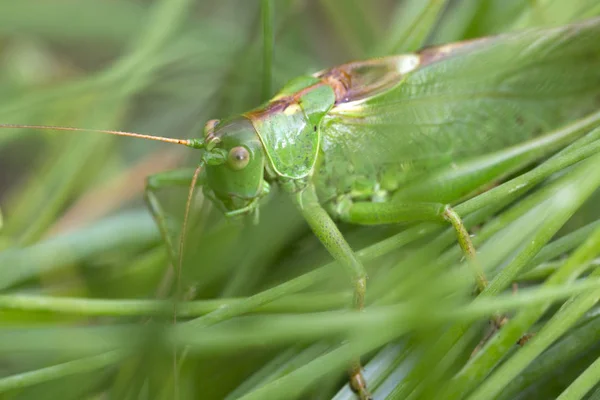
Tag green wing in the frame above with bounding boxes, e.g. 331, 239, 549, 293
318, 18, 600, 192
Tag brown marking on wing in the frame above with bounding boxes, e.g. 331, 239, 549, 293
245, 97, 297, 122
315, 36, 496, 105
418, 37, 491, 67
247, 36, 494, 116
318, 68, 352, 102
315, 57, 405, 104
245, 81, 333, 121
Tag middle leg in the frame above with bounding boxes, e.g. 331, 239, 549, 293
293, 185, 372, 400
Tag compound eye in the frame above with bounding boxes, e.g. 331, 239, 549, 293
228, 146, 250, 170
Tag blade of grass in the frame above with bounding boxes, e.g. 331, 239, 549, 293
498, 315, 600, 399
261, 0, 274, 101
453, 223, 600, 400
389, 152, 600, 400
0, 350, 124, 393
377, 0, 449, 55
0, 210, 159, 290
555, 355, 600, 400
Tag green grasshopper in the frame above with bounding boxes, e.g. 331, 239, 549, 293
3, 17, 600, 399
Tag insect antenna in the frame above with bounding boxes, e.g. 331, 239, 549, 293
0, 124, 205, 148
176, 162, 204, 311
170, 162, 203, 396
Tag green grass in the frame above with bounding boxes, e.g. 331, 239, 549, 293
0, 1, 600, 399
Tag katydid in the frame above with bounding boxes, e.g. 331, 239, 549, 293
3, 17, 600, 399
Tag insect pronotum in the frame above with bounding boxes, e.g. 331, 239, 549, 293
2, 17, 600, 399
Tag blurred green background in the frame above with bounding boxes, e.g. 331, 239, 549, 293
0, 1, 600, 399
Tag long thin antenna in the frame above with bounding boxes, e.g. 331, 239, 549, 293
0, 124, 204, 148
176, 163, 203, 314
171, 163, 203, 395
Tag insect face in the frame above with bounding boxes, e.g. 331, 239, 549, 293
203, 117, 268, 216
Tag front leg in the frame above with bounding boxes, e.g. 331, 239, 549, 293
145, 168, 202, 266
293, 185, 371, 400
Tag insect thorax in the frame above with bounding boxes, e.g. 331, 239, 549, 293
245, 75, 337, 188
312, 147, 416, 217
